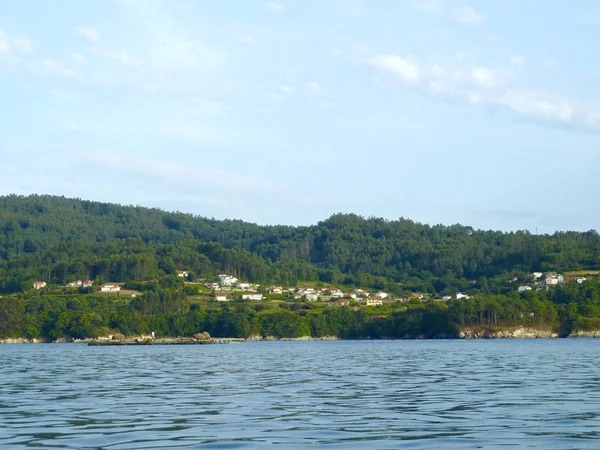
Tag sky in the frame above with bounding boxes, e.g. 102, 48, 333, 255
1, 0, 599, 233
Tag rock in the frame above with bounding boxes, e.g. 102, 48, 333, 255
112, 333, 125, 341
459, 327, 558, 339
193, 332, 211, 341
568, 330, 600, 338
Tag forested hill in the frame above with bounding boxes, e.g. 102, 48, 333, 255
0, 194, 599, 293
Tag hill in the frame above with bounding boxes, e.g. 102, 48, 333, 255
0, 194, 599, 293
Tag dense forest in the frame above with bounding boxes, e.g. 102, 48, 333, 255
1, 194, 599, 293
1, 194, 600, 340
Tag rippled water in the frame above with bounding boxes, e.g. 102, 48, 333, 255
1, 340, 600, 449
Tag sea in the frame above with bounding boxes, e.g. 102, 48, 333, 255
1, 339, 599, 449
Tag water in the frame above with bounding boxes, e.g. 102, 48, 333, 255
0, 340, 599, 449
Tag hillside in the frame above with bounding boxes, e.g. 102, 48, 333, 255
0, 194, 599, 294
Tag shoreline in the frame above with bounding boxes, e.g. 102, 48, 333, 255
2, 328, 600, 344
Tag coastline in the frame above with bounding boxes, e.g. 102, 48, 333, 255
2, 328, 600, 344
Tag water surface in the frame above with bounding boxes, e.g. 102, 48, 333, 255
1, 340, 599, 449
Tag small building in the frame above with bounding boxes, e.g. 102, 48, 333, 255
100, 284, 121, 292
236, 282, 251, 290
216, 295, 229, 302
269, 286, 283, 294
576, 277, 587, 284
206, 282, 220, 290
242, 294, 263, 301
532, 272, 543, 279
305, 293, 319, 302
218, 274, 238, 286
442, 295, 453, 301
177, 270, 190, 278
336, 299, 350, 306
67, 280, 83, 287
375, 292, 388, 299
456, 292, 470, 299
33, 281, 47, 290
545, 276, 559, 286
82, 280, 94, 288
366, 298, 383, 306
329, 288, 345, 298
518, 286, 532, 292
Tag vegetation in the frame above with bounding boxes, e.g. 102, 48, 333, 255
1, 194, 600, 340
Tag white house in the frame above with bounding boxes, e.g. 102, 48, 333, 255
545, 276, 559, 285
82, 280, 94, 288
177, 270, 190, 278
206, 282, 220, 290
532, 272, 543, 279
456, 292, 470, 299
518, 286, 532, 292
375, 292, 388, 299
576, 277, 587, 284
305, 293, 319, 302
242, 294, 263, 301
236, 282, 251, 290
329, 289, 344, 298
269, 286, 283, 294
442, 295, 453, 300
100, 284, 121, 292
216, 295, 229, 302
33, 281, 47, 290
67, 280, 83, 287
218, 274, 238, 286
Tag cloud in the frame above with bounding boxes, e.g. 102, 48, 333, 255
265, 2, 285, 13
367, 53, 600, 131
90, 48, 140, 67
26, 59, 78, 78
367, 54, 420, 82
415, 0, 444, 13
71, 53, 87, 66
75, 26, 100, 43
455, 6, 484, 25
233, 34, 254, 45
306, 81, 322, 94
545, 58, 559, 69
0, 29, 33, 55
509, 55, 525, 66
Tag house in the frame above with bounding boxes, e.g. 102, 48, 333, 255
442, 295, 453, 301
347, 292, 358, 300
33, 281, 47, 290
532, 272, 543, 279
293, 293, 302, 300
82, 280, 94, 288
353, 289, 369, 298
206, 282, 220, 290
67, 280, 83, 287
336, 299, 350, 306
329, 288, 345, 298
375, 292, 388, 299
216, 295, 229, 302
366, 298, 383, 306
177, 270, 190, 278
218, 274, 238, 286
545, 276, 559, 285
242, 293, 263, 301
100, 284, 121, 292
305, 293, 319, 302
236, 282, 251, 290
269, 286, 283, 294
576, 277, 587, 284
518, 286, 532, 292
456, 292, 470, 299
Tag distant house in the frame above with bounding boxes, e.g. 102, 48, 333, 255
442, 295, 453, 301
67, 280, 83, 287
545, 276, 559, 286
336, 299, 350, 306
375, 292, 388, 299
177, 270, 190, 278
236, 282, 251, 290
269, 286, 283, 294
218, 274, 238, 286
366, 298, 383, 306
456, 292, 470, 299
532, 272, 543, 279
576, 277, 587, 284
33, 281, 47, 290
216, 295, 228, 302
329, 288, 344, 298
100, 284, 121, 292
82, 280, 94, 288
518, 286, 532, 292
242, 293, 263, 301
206, 282, 220, 290
305, 293, 319, 302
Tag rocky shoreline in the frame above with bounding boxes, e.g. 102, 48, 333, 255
3, 329, 600, 344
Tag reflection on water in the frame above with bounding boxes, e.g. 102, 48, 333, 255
1, 340, 600, 449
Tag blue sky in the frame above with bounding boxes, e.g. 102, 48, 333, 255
1, 0, 599, 232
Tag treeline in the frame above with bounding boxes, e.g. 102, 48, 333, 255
2, 283, 600, 340
1, 195, 600, 294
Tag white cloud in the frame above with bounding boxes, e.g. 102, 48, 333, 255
71, 53, 87, 65
367, 52, 600, 131
416, 0, 444, 13
306, 81, 322, 94
91, 48, 140, 67
75, 26, 100, 43
233, 34, 254, 45
279, 85, 295, 94
367, 54, 420, 82
0, 29, 33, 55
26, 59, 78, 79
509, 55, 525, 66
265, 2, 285, 13
455, 6, 484, 25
